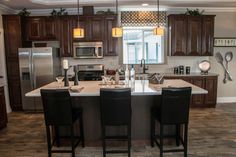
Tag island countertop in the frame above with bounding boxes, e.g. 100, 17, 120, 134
26, 79, 208, 97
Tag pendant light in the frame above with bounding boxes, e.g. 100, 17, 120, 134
73, 0, 84, 38
153, 0, 164, 36
112, 0, 123, 38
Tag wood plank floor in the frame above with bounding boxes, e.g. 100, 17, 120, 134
0, 104, 236, 157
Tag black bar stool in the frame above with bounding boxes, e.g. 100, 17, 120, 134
100, 88, 132, 157
150, 87, 192, 157
40, 89, 85, 157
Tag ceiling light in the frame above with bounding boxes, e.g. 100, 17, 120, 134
153, 0, 164, 36
142, 3, 149, 6
112, 0, 123, 38
73, 0, 84, 38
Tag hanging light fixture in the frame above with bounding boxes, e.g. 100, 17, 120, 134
153, 0, 164, 36
73, 0, 84, 38
112, 0, 123, 38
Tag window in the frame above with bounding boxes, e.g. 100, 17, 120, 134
123, 27, 164, 64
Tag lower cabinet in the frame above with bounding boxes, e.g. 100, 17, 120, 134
0, 87, 7, 129
164, 75, 218, 107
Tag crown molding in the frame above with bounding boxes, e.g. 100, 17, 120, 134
120, 6, 236, 13
16, 7, 116, 16
14, 6, 236, 16
0, 3, 15, 13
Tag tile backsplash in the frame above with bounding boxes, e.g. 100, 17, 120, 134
63, 56, 209, 75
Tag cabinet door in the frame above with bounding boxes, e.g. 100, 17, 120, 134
202, 16, 215, 56
191, 77, 205, 107
168, 15, 187, 56
204, 76, 217, 107
60, 17, 73, 57
89, 16, 104, 41
187, 16, 202, 56
26, 17, 44, 40
104, 15, 118, 56
3, 15, 23, 111
44, 17, 57, 40
0, 87, 7, 129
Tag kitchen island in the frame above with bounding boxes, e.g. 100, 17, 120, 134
26, 80, 207, 141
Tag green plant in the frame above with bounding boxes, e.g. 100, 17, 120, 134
18, 8, 31, 16
50, 8, 68, 17
185, 8, 204, 16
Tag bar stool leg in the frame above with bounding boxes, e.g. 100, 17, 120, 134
160, 124, 163, 157
79, 113, 85, 147
46, 126, 52, 157
102, 125, 106, 157
176, 124, 180, 146
128, 124, 131, 157
71, 126, 75, 157
151, 112, 155, 147
184, 123, 188, 157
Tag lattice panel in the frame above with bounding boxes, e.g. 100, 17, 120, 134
121, 11, 167, 27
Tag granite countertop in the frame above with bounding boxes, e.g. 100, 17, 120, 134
25, 79, 208, 97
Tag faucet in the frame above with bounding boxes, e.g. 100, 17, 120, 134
140, 58, 148, 74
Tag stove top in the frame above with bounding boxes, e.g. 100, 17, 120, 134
77, 64, 104, 81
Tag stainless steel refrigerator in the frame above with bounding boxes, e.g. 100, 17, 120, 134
18, 47, 61, 112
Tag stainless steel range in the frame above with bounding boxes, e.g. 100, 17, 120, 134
77, 64, 104, 81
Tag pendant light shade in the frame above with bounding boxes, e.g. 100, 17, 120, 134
73, 27, 85, 38
154, 0, 164, 36
112, 27, 123, 38
153, 27, 164, 36
112, 0, 123, 38
74, 0, 84, 38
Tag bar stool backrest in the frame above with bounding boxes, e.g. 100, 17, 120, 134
161, 87, 192, 124
100, 88, 131, 126
40, 89, 73, 126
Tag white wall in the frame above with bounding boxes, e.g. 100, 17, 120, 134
209, 12, 236, 102
0, 10, 12, 113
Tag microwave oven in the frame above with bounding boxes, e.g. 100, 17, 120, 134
73, 42, 103, 59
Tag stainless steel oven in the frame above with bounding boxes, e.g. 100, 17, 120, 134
73, 42, 103, 59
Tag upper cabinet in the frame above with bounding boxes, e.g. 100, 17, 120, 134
26, 17, 58, 41
103, 15, 118, 56
168, 14, 215, 56
72, 15, 104, 42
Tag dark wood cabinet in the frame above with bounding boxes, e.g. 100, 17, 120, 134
26, 17, 44, 40
204, 76, 218, 107
89, 16, 104, 41
187, 16, 202, 56
168, 15, 187, 56
201, 16, 215, 56
26, 17, 58, 41
104, 15, 118, 56
164, 75, 218, 107
72, 15, 118, 56
3, 15, 23, 111
44, 17, 58, 40
73, 16, 104, 42
0, 87, 7, 129
168, 14, 215, 56
60, 16, 73, 57
191, 77, 205, 107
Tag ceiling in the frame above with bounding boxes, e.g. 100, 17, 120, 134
1, 0, 236, 10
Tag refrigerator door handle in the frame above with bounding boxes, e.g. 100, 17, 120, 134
32, 53, 36, 89
29, 52, 34, 89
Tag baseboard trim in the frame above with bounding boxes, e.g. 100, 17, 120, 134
217, 97, 236, 103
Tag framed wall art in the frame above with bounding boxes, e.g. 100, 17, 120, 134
214, 37, 236, 47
